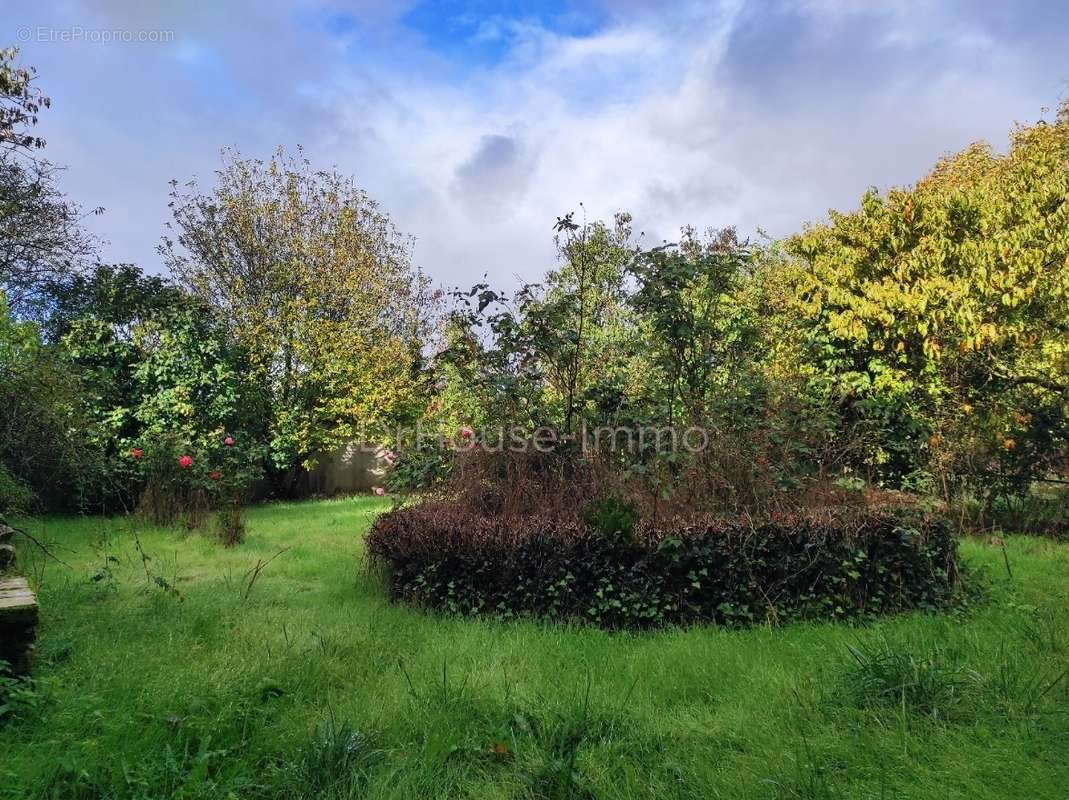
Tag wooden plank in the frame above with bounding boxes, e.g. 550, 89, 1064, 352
0, 576, 38, 625
0, 575, 38, 675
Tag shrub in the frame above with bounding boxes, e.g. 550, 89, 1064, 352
583, 495, 638, 544
383, 441, 453, 495
135, 433, 212, 527
132, 431, 264, 538
0, 291, 100, 514
954, 487, 1069, 540
367, 503, 959, 629
0, 659, 43, 724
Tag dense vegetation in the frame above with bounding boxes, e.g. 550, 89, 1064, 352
2, 46, 1065, 534
369, 502, 959, 628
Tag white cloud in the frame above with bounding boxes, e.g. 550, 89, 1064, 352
8, 0, 1066, 293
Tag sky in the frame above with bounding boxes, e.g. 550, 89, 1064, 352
8, 0, 1069, 290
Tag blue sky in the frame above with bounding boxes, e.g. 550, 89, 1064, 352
8, 0, 1069, 287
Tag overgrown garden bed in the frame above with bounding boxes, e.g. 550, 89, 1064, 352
368, 502, 960, 629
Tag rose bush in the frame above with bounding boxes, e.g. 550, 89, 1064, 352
130, 430, 264, 543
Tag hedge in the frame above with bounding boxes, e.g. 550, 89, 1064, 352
366, 505, 960, 629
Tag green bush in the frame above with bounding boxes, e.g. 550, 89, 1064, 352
383, 442, 453, 494
971, 489, 1069, 540
367, 504, 960, 629
132, 431, 265, 534
0, 290, 97, 514
582, 495, 638, 544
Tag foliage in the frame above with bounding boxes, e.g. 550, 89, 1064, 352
42, 262, 185, 343
368, 503, 959, 629
0, 47, 49, 154
383, 441, 452, 495
582, 495, 638, 545
627, 226, 757, 424
132, 430, 265, 534
53, 265, 263, 513
0, 659, 43, 724
0, 48, 98, 318
435, 211, 637, 437
429, 222, 852, 509
955, 487, 1069, 540
0, 291, 93, 512
161, 147, 434, 483
787, 101, 1069, 492
535, 210, 638, 435
0, 462, 32, 517
0, 156, 100, 318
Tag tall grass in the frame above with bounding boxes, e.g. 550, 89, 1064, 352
3, 497, 1067, 799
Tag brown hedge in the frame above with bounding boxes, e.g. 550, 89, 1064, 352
366, 503, 960, 629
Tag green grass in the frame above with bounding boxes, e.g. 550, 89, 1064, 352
3, 497, 1068, 799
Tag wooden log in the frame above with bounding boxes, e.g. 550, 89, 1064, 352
0, 576, 38, 675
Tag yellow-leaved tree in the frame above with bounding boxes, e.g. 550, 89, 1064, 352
787, 102, 1069, 496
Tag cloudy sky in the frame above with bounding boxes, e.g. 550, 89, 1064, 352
9, 0, 1069, 288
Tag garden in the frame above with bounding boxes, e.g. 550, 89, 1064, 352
2, 503, 1067, 799
1, 46, 1068, 799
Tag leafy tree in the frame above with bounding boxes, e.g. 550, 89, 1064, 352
628, 226, 757, 425
55, 265, 262, 511
536, 210, 637, 435
788, 101, 1069, 492
0, 47, 48, 154
161, 147, 433, 482
0, 290, 90, 512
439, 212, 637, 438
42, 262, 183, 342
0, 48, 99, 317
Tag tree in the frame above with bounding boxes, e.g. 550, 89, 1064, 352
787, 101, 1069, 492
0, 290, 90, 512
42, 262, 184, 343
55, 264, 264, 511
161, 147, 432, 480
628, 227, 756, 425
0, 47, 49, 154
0, 48, 98, 317
437, 212, 637, 439
537, 210, 637, 435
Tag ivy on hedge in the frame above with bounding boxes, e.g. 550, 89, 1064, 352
367, 506, 960, 629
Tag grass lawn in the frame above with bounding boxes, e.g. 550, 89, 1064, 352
3, 497, 1068, 799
